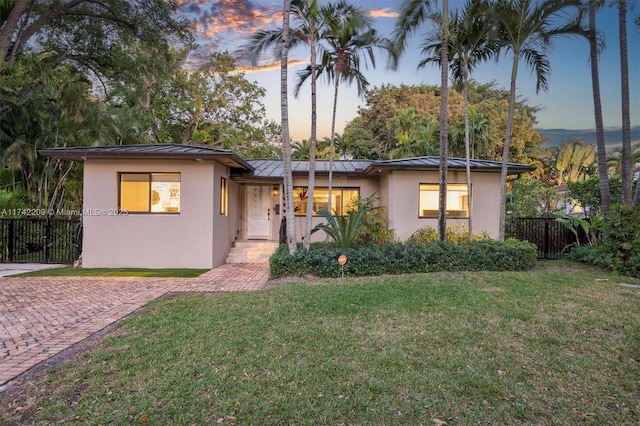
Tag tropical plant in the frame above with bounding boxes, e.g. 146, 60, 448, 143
389, 109, 439, 159
552, 139, 596, 185
311, 199, 372, 249
556, 214, 604, 248
347, 195, 395, 243
492, 0, 584, 241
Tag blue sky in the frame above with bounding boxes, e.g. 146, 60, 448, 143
177, 0, 639, 147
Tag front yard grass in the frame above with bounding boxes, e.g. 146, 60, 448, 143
2, 261, 640, 424
13, 267, 208, 278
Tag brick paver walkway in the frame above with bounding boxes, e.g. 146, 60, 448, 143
0, 263, 269, 388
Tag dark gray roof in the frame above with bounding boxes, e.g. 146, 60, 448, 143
246, 159, 373, 178
39, 144, 253, 171
366, 156, 535, 174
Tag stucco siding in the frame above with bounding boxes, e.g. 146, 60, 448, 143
386, 170, 502, 241
82, 159, 215, 269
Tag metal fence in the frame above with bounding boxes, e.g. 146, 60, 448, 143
0, 218, 82, 264
506, 217, 577, 260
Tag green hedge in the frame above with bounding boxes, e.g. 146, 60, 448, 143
270, 239, 537, 279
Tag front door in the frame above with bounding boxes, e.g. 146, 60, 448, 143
246, 185, 271, 239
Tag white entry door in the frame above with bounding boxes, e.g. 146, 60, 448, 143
246, 185, 271, 239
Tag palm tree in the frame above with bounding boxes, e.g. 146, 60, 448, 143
617, 0, 632, 206
585, 0, 611, 217
281, 0, 296, 255
389, 109, 439, 158
248, 0, 323, 250
419, 0, 497, 240
492, 0, 583, 241
394, 0, 453, 240
295, 1, 395, 213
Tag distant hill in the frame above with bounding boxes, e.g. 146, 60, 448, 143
538, 126, 640, 150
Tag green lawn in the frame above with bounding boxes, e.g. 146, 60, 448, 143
13, 267, 208, 278
2, 261, 640, 425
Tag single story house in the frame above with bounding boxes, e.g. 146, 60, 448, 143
40, 144, 534, 269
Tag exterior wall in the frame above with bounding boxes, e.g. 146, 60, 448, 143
385, 170, 502, 241
82, 159, 217, 269
291, 174, 379, 243
212, 165, 235, 267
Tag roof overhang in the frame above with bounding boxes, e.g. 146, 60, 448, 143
39, 144, 254, 172
364, 157, 535, 175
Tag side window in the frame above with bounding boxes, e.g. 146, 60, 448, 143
220, 177, 228, 215
119, 173, 180, 213
419, 183, 469, 218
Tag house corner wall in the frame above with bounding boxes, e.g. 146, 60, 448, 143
81, 159, 215, 269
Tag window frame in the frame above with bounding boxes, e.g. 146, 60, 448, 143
292, 186, 360, 217
418, 182, 470, 219
118, 172, 181, 214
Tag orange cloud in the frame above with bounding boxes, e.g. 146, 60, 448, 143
236, 59, 307, 74
369, 8, 398, 18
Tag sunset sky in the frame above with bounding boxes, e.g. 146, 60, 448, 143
176, 0, 639, 147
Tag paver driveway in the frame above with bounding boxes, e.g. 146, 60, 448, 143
0, 264, 269, 388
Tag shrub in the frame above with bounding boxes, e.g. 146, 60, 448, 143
570, 205, 640, 278
269, 239, 537, 279
407, 224, 491, 245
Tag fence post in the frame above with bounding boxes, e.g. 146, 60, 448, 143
44, 217, 51, 264
8, 219, 14, 262
543, 218, 550, 260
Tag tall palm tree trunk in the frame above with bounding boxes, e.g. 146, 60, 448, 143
588, 0, 610, 217
499, 56, 519, 242
463, 61, 472, 242
438, 0, 449, 242
304, 38, 318, 251
618, 0, 632, 207
328, 76, 339, 214
281, 0, 297, 255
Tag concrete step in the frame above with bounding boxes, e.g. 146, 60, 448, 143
226, 241, 279, 264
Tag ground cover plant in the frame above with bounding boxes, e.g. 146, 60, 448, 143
12, 267, 208, 278
1, 261, 639, 424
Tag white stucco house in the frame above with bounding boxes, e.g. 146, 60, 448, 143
40, 144, 534, 269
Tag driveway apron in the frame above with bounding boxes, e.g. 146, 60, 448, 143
0, 264, 269, 388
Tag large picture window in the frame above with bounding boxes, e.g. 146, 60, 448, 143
293, 187, 359, 216
419, 183, 469, 218
120, 173, 180, 213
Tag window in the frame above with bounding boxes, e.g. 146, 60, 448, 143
120, 173, 180, 213
419, 183, 469, 218
220, 177, 228, 215
293, 187, 360, 216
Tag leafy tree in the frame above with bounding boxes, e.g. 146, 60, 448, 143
389, 108, 439, 158
509, 176, 558, 217
492, 0, 583, 241
566, 175, 622, 218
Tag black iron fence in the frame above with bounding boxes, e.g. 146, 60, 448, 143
0, 218, 82, 264
506, 217, 579, 260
